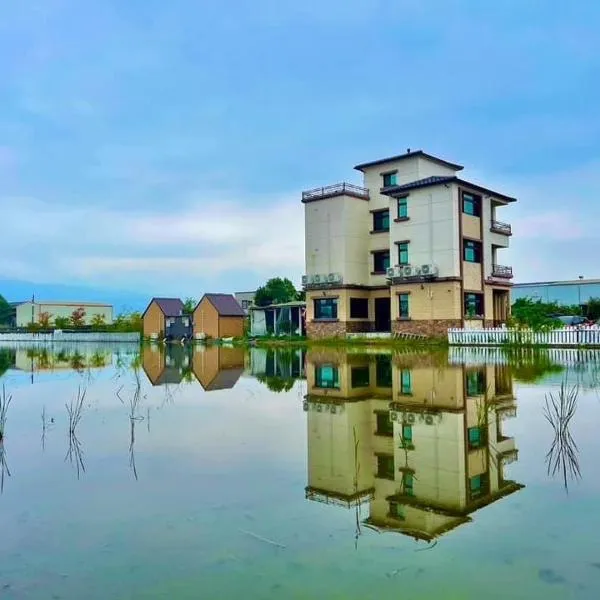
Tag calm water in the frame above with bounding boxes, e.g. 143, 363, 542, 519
1, 343, 600, 599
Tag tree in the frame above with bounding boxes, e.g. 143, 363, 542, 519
91, 314, 106, 329
38, 311, 52, 328
586, 297, 600, 321
510, 298, 569, 331
70, 307, 86, 327
183, 298, 196, 314
254, 277, 298, 307
0, 294, 12, 325
54, 316, 70, 329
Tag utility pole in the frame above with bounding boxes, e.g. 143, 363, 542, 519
578, 275, 584, 315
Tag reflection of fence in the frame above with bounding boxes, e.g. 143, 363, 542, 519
449, 346, 600, 367
0, 332, 140, 343
449, 327, 600, 348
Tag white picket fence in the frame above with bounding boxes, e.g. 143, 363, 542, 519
448, 346, 600, 366
448, 327, 600, 347
0, 332, 140, 343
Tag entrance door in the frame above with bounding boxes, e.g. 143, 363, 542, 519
493, 290, 509, 326
374, 297, 391, 332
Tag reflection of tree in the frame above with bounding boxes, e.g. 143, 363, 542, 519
128, 369, 144, 480
544, 380, 581, 494
503, 348, 565, 383
69, 352, 86, 373
256, 374, 295, 393
0, 348, 16, 379
90, 351, 107, 368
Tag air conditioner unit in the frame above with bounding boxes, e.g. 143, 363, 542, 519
316, 403, 323, 412
402, 265, 413, 278
313, 274, 321, 284
327, 273, 336, 283
406, 413, 416, 424
425, 415, 434, 425
332, 273, 343, 283
302, 401, 308, 411
390, 411, 398, 422
421, 264, 439, 277
412, 265, 422, 276
301, 275, 308, 286
386, 267, 397, 278
330, 405, 337, 414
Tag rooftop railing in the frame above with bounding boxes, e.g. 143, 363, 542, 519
302, 182, 370, 203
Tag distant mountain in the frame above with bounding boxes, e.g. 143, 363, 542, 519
0, 279, 149, 314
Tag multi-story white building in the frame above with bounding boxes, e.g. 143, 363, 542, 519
302, 150, 515, 338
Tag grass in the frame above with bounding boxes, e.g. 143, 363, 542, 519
0, 384, 11, 442
543, 378, 581, 493
65, 386, 86, 479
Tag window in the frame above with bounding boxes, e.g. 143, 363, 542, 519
182, 317, 189, 327
373, 210, 390, 232
382, 172, 397, 187
350, 298, 369, 319
376, 355, 393, 388
376, 412, 394, 436
377, 455, 395, 480
466, 369, 486, 396
389, 501, 405, 520
469, 474, 488, 499
166, 318, 174, 326
397, 242, 409, 265
397, 197, 408, 219
464, 293, 484, 317
351, 366, 370, 388
398, 294, 410, 319
241, 300, 249, 309
463, 240, 482, 263
468, 427, 485, 449
400, 369, 412, 394
402, 424, 413, 444
314, 298, 338, 319
373, 250, 390, 274
403, 472, 414, 496
462, 192, 481, 217
315, 365, 340, 389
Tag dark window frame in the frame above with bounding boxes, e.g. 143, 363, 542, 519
315, 364, 340, 389
463, 239, 482, 263
373, 250, 390, 274
397, 197, 408, 219
349, 297, 369, 319
398, 242, 409, 265
351, 366, 370, 388
314, 298, 338, 320
464, 292, 484, 318
382, 172, 397, 187
462, 192, 481, 217
372, 209, 390, 232
398, 294, 410, 319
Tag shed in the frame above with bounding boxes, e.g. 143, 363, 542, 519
192, 294, 245, 339
249, 301, 306, 336
142, 297, 192, 340
141, 345, 189, 386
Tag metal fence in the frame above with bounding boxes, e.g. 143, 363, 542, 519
448, 327, 600, 347
0, 332, 140, 343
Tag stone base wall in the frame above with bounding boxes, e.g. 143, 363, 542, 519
392, 319, 462, 338
306, 320, 347, 339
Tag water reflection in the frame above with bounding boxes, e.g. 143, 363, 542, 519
303, 350, 524, 542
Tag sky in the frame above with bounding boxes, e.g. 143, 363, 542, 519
1, 0, 599, 305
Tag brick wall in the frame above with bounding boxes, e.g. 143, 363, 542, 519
392, 319, 461, 338
306, 320, 347, 339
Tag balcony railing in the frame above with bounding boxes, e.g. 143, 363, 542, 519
302, 182, 370, 203
490, 220, 512, 235
492, 264, 513, 279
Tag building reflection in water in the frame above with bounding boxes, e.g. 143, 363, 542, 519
303, 350, 523, 542
142, 344, 245, 391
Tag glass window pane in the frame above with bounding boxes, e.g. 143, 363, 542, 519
398, 198, 408, 219
399, 294, 409, 318
401, 369, 412, 394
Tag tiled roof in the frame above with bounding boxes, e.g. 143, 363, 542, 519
202, 294, 245, 317
354, 150, 464, 172
382, 176, 517, 203
152, 297, 184, 317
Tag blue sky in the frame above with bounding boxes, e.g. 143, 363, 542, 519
1, 0, 599, 305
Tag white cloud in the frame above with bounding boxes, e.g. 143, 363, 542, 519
0, 194, 305, 293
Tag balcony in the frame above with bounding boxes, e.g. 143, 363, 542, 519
490, 220, 512, 236
492, 264, 513, 279
302, 182, 370, 203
